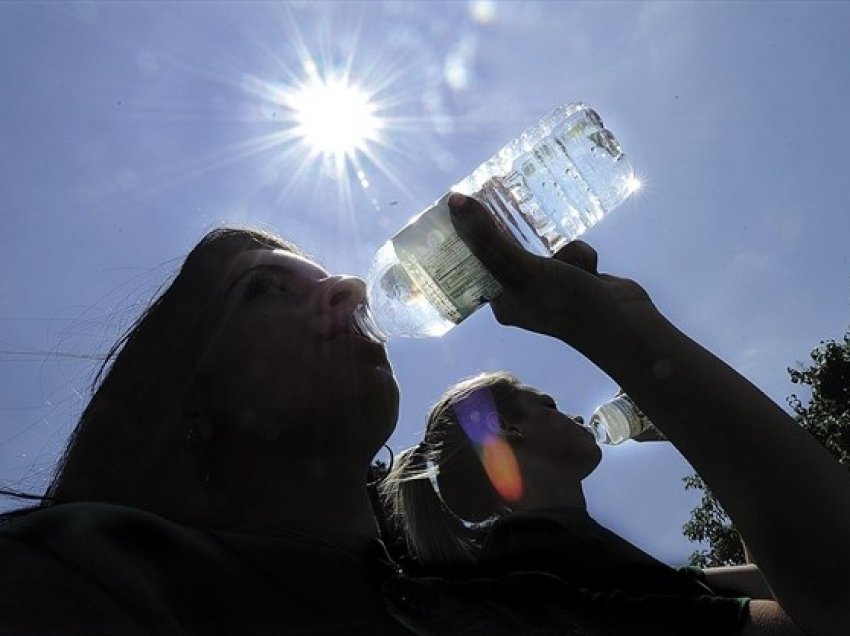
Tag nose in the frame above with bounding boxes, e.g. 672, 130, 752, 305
320, 276, 367, 314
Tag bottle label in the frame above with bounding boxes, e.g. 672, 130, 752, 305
392, 194, 502, 324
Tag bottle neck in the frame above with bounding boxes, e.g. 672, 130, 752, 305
352, 302, 389, 343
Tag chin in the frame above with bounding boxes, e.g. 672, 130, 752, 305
366, 374, 401, 439
340, 367, 400, 439
585, 445, 603, 473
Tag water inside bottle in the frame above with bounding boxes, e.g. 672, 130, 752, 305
357, 103, 638, 340
457, 105, 636, 258
589, 402, 634, 445
356, 238, 458, 340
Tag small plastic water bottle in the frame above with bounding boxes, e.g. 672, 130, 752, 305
587, 392, 662, 445
353, 102, 639, 341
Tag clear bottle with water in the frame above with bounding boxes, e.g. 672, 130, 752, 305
586, 392, 665, 445
353, 102, 639, 341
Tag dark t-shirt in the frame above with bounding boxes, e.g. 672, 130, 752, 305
475, 508, 749, 634
0, 502, 412, 635
386, 508, 749, 636
0, 503, 749, 635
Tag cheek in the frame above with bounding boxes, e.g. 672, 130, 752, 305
202, 328, 304, 401
539, 419, 599, 455
569, 428, 601, 456
223, 317, 311, 375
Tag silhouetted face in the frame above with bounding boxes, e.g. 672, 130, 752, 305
503, 387, 602, 476
200, 248, 399, 460
439, 381, 601, 513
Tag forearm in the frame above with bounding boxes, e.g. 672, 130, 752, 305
582, 311, 850, 635
703, 565, 773, 600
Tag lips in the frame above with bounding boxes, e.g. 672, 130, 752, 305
348, 302, 387, 344
320, 313, 365, 341
314, 309, 391, 372
331, 315, 390, 364
349, 313, 371, 341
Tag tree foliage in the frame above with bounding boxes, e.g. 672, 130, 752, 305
681, 473, 745, 567
788, 332, 850, 467
682, 328, 850, 567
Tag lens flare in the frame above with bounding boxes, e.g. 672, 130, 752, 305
453, 387, 524, 503
481, 437, 523, 502
453, 387, 498, 445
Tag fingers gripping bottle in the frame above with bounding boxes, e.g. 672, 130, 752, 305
352, 102, 639, 341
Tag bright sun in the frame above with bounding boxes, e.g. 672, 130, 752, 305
282, 67, 382, 161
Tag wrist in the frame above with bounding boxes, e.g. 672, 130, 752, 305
569, 305, 681, 389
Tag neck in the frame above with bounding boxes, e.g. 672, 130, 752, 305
512, 459, 588, 512
212, 453, 380, 546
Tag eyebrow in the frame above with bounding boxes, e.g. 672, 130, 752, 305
225, 263, 295, 296
527, 391, 556, 406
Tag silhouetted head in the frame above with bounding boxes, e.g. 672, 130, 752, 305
47, 227, 398, 525
382, 372, 599, 569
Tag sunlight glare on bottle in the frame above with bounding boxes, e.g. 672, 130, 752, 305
625, 175, 642, 195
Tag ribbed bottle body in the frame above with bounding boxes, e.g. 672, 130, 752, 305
354, 103, 637, 341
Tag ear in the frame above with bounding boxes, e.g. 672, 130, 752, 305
503, 426, 524, 442
496, 413, 523, 442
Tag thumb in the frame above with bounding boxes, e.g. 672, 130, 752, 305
553, 240, 599, 275
448, 193, 535, 287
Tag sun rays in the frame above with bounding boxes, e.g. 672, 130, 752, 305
280, 59, 383, 166
102, 5, 482, 230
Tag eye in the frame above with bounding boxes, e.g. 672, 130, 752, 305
242, 270, 291, 301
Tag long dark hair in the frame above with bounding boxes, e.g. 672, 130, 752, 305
39, 227, 300, 523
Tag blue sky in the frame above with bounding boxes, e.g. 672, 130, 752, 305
1, 1, 849, 565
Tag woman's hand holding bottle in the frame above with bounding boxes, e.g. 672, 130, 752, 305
447, 192, 667, 376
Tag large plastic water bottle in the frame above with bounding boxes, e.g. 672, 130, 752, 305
352, 102, 639, 341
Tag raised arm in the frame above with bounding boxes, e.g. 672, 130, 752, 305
703, 564, 774, 600
449, 193, 850, 636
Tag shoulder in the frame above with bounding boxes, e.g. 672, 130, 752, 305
0, 503, 410, 635
0, 503, 175, 633
2, 500, 198, 537
1, 501, 223, 569
481, 508, 663, 570
0, 502, 241, 633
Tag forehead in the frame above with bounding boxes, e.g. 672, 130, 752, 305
516, 385, 547, 398
223, 249, 329, 287
459, 383, 547, 410
511, 385, 553, 406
